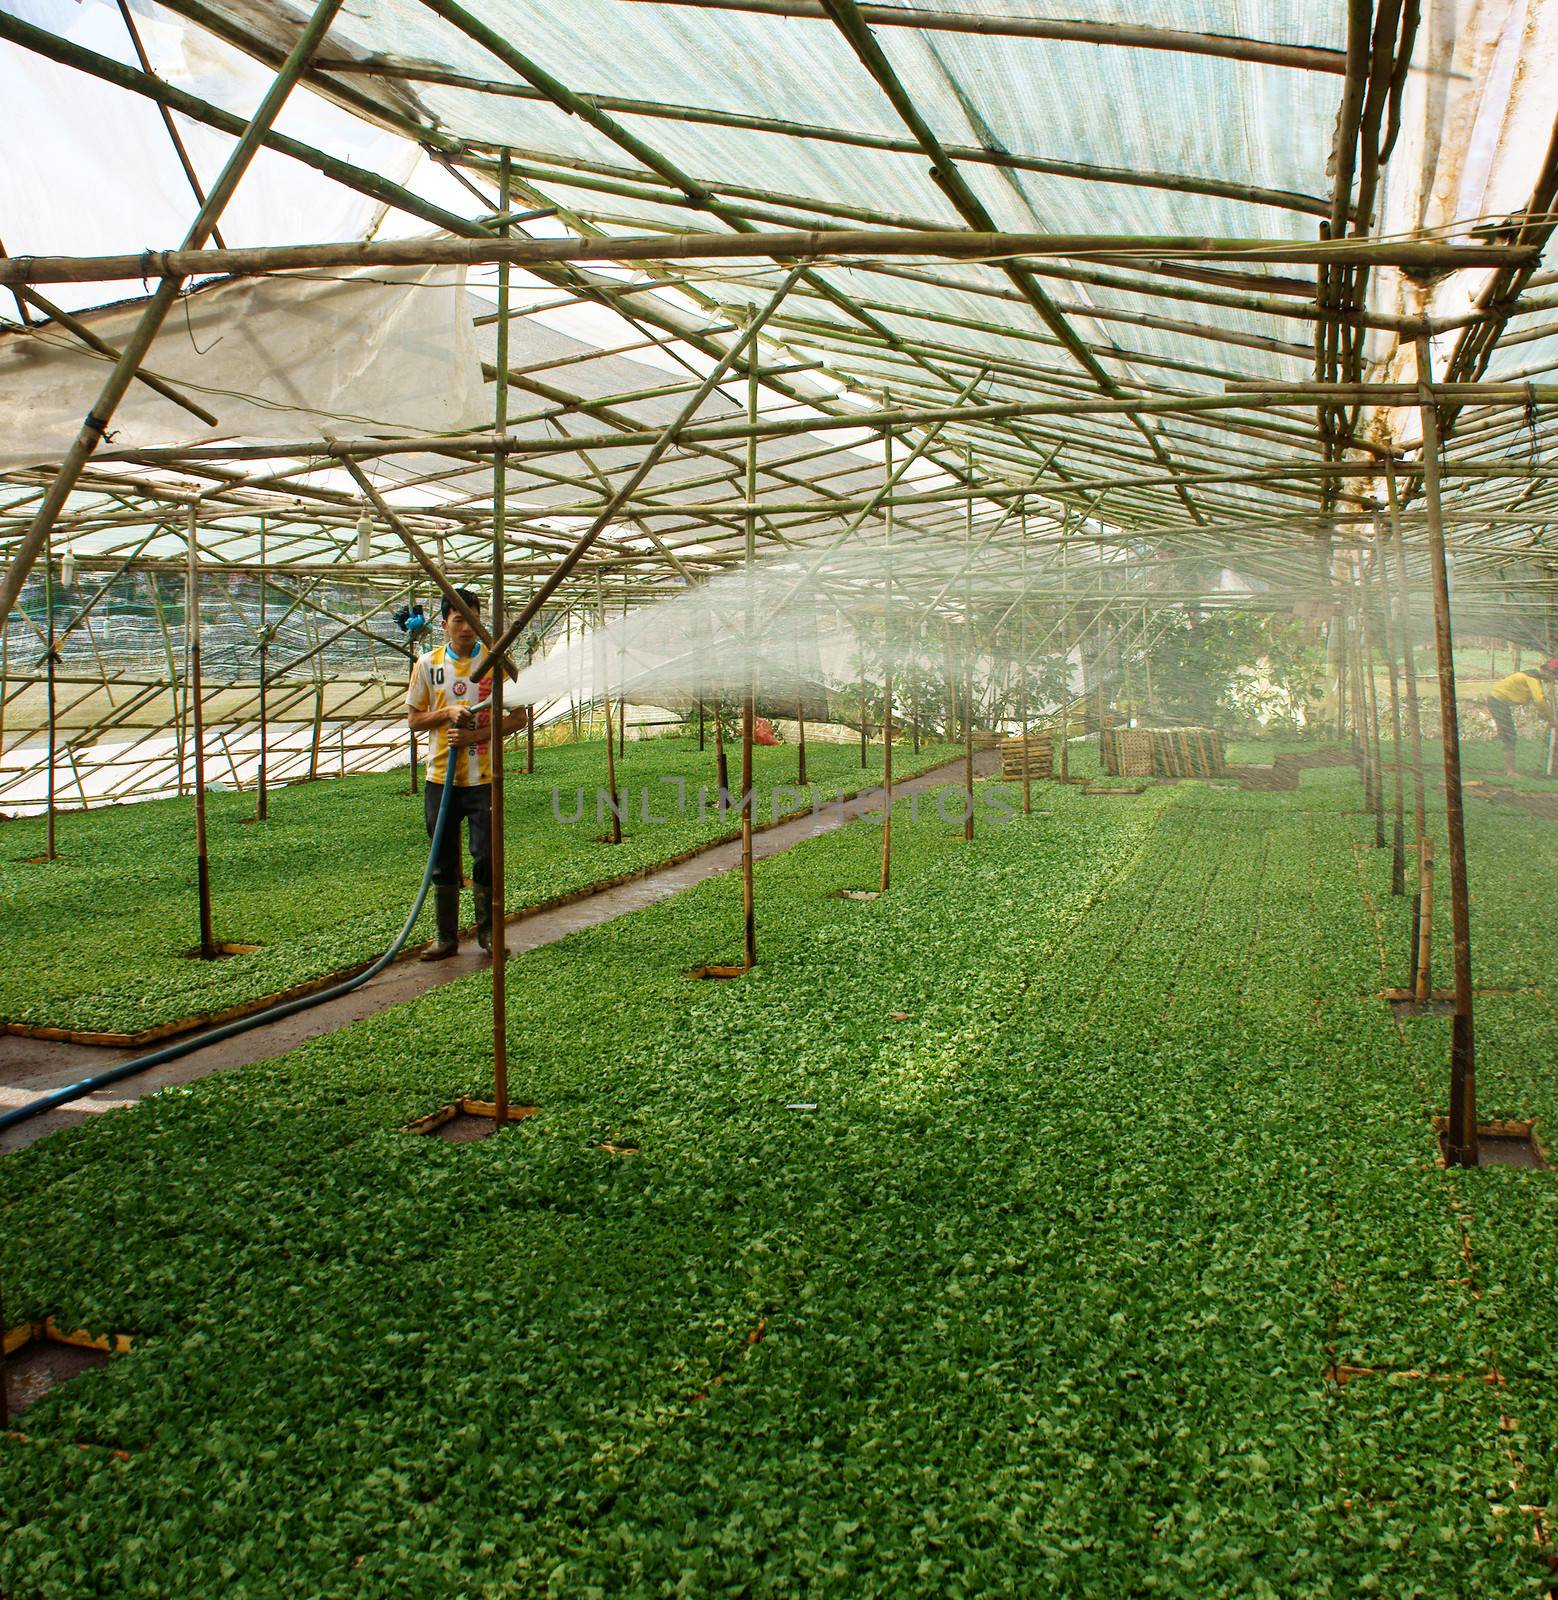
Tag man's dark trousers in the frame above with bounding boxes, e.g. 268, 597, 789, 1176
424, 780, 491, 891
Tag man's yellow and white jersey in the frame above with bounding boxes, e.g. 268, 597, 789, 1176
406, 642, 493, 786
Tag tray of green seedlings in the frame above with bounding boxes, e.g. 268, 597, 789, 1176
0, 738, 962, 1039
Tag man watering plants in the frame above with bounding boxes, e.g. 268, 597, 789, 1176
1484, 658, 1558, 777
406, 590, 529, 961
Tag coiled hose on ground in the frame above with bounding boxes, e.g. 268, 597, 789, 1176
0, 776, 455, 1134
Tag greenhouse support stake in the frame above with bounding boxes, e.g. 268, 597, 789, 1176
187, 508, 215, 959
963, 457, 975, 841
44, 530, 57, 861
1415, 837, 1435, 1005
596, 579, 622, 846
491, 148, 512, 1126
1385, 459, 1428, 970
712, 692, 729, 801
1059, 524, 1071, 782
742, 339, 758, 969
1372, 529, 1406, 894
1358, 561, 1386, 848
880, 424, 895, 894
256, 518, 269, 821
859, 658, 868, 768
1417, 347, 1476, 1167
1019, 511, 1031, 815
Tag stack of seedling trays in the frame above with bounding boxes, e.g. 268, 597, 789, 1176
1100, 729, 1156, 778
1100, 726, 1226, 779
999, 732, 1054, 780
1152, 726, 1225, 778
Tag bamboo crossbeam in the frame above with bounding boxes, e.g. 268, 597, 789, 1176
355, 63, 1342, 218
0, 233, 1526, 286
88, 384, 1558, 470
618, 0, 1350, 73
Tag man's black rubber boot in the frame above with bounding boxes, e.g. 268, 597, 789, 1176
474, 884, 492, 954
419, 886, 461, 961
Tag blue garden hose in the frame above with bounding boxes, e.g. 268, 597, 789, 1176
0, 775, 456, 1134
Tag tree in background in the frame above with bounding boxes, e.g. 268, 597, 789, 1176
1145, 610, 1325, 732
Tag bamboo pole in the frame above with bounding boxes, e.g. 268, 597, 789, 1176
858, 656, 868, 769
1020, 511, 1031, 814
880, 423, 895, 892
43, 530, 58, 861
712, 692, 729, 802
1386, 461, 1430, 998
1357, 558, 1386, 847
187, 507, 215, 959
0, 236, 1523, 291
742, 339, 758, 969
0, 0, 347, 634
909, 634, 919, 757
1372, 528, 1406, 893
525, 629, 535, 775
625, 0, 1350, 71
964, 453, 975, 840
491, 149, 512, 1126
1415, 836, 1435, 1004
113, 0, 226, 249
597, 578, 622, 845
1417, 342, 1477, 1168
256, 518, 269, 821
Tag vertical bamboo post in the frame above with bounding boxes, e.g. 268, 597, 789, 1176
1059, 526, 1071, 783
858, 655, 868, 768
1417, 340, 1476, 1167
308, 684, 324, 780
963, 449, 974, 841
741, 334, 757, 969
796, 698, 808, 786
44, 529, 58, 860
617, 592, 627, 759
712, 692, 729, 802
188, 506, 215, 959
879, 423, 894, 893
490, 147, 511, 1125
567, 605, 578, 741
1372, 526, 1406, 894
698, 693, 705, 751
910, 626, 920, 756
0, 596, 8, 780
525, 628, 535, 775
1019, 512, 1031, 814
256, 520, 270, 819
597, 578, 621, 845
944, 619, 958, 743
1357, 557, 1386, 848
1386, 459, 1428, 975
1415, 835, 1435, 1003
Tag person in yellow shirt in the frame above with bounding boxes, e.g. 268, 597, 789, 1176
1485, 659, 1557, 776
406, 590, 529, 960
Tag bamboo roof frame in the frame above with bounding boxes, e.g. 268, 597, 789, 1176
2, 0, 1558, 812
